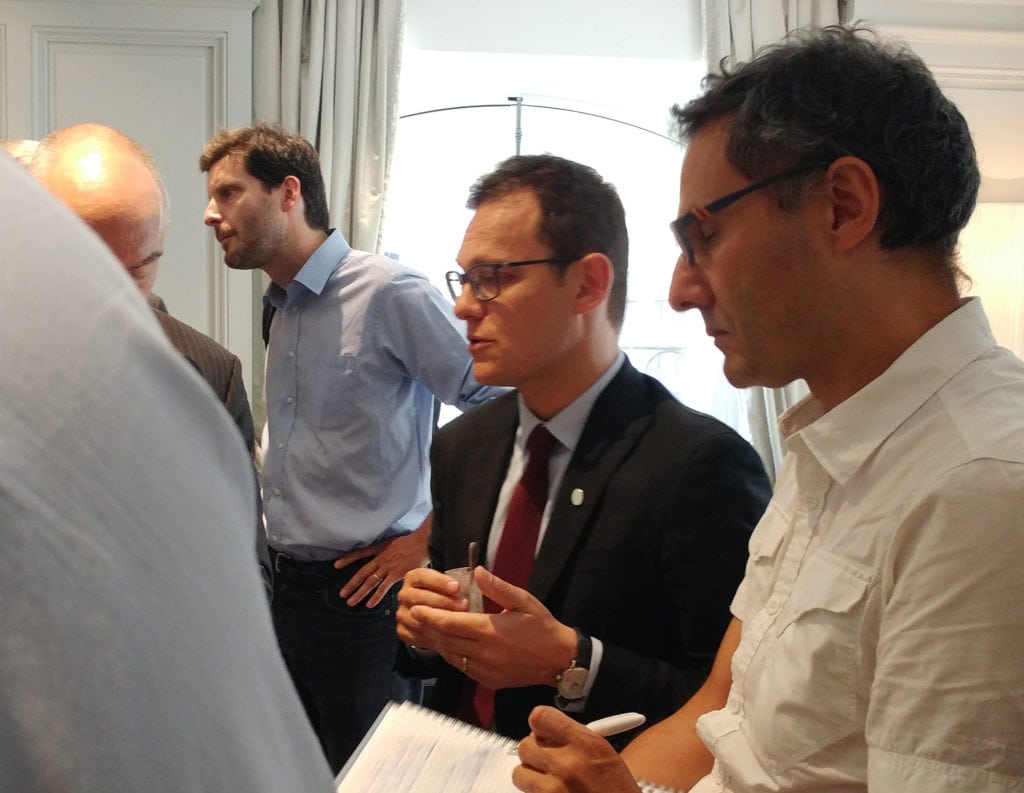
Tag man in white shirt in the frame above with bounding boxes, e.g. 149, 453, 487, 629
0, 150, 333, 791
512, 26, 1024, 793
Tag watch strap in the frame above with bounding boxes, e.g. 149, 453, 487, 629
573, 630, 593, 670
555, 629, 592, 704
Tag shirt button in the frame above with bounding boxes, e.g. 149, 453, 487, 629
286, 396, 294, 404
288, 350, 295, 358
277, 441, 284, 449
273, 488, 281, 497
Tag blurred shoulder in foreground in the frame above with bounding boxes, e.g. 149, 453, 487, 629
0, 154, 333, 793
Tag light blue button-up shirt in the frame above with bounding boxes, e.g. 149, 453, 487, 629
262, 230, 500, 560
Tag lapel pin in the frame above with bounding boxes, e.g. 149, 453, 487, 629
571, 488, 584, 506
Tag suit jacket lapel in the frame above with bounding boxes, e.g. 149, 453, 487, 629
528, 360, 654, 602
453, 395, 518, 558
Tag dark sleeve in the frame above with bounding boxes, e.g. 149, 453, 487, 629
426, 426, 450, 572
584, 429, 770, 724
221, 355, 268, 592
223, 355, 255, 454
396, 425, 453, 681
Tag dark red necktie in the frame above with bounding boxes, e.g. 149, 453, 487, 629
489, 425, 559, 592
466, 425, 558, 728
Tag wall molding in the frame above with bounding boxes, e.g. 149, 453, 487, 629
18, 0, 258, 8
0, 24, 7, 138
915, 0, 1024, 7
31, 25, 228, 129
884, 23, 1024, 51
932, 64, 1024, 90
32, 24, 232, 339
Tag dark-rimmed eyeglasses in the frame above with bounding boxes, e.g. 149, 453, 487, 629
670, 163, 829, 265
445, 258, 576, 302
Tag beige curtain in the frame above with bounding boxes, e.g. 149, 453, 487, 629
700, 0, 849, 479
252, 0, 404, 252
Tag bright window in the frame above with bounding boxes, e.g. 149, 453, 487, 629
382, 42, 750, 438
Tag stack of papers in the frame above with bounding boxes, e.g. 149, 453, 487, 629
335, 700, 681, 793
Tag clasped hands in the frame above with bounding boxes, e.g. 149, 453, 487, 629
396, 566, 577, 690
398, 567, 644, 793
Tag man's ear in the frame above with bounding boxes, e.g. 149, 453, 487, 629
280, 174, 303, 213
822, 156, 880, 253
571, 252, 613, 317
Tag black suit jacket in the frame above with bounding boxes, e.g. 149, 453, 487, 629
425, 359, 771, 739
152, 307, 270, 587
152, 308, 254, 452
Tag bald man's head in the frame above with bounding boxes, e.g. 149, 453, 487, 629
32, 124, 166, 297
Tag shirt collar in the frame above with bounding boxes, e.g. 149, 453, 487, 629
515, 351, 626, 454
265, 229, 350, 308
782, 297, 997, 484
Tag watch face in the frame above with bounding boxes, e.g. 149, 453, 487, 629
557, 666, 588, 700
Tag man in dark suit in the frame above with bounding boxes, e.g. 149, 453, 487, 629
140, 292, 254, 457
148, 306, 254, 452
396, 154, 771, 739
30, 123, 268, 586
146, 291, 170, 314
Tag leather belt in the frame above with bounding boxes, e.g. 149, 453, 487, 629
271, 549, 369, 588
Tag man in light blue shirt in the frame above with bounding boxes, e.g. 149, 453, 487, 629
200, 124, 499, 771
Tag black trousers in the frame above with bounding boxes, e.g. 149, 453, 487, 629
270, 551, 419, 772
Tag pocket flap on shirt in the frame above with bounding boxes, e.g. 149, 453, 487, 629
748, 503, 790, 561
782, 550, 872, 625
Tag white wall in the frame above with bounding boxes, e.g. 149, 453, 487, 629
858, 0, 1024, 355
0, 0, 260, 391
858, 0, 1024, 202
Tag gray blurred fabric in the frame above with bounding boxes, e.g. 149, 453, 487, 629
0, 152, 333, 793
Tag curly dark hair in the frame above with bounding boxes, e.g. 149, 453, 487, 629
467, 154, 629, 330
199, 124, 330, 232
672, 26, 979, 285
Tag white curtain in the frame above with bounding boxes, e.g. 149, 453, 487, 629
700, 0, 848, 479
703, 0, 848, 68
252, 0, 404, 252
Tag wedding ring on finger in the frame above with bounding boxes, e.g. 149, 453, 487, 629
368, 572, 383, 587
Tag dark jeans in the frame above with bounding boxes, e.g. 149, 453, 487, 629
270, 552, 419, 772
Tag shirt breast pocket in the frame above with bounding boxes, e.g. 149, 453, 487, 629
752, 551, 872, 774
317, 355, 361, 429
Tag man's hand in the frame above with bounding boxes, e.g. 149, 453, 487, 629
399, 567, 577, 690
334, 515, 431, 608
513, 706, 642, 793
396, 567, 469, 648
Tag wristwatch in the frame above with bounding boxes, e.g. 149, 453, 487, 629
555, 629, 592, 704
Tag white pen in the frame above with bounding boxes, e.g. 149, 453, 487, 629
585, 712, 646, 737
510, 712, 646, 754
